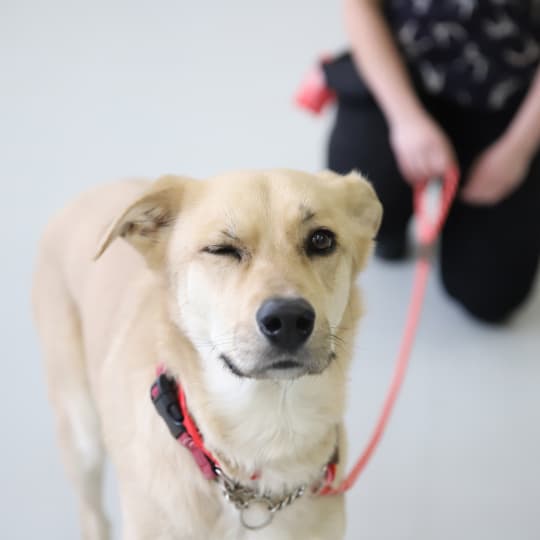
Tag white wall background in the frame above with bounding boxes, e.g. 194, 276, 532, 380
1, 1, 539, 539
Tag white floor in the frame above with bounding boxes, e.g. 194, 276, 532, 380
1, 1, 539, 539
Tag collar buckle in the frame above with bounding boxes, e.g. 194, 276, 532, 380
151, 373, 217, 479
150, 374, 186, 439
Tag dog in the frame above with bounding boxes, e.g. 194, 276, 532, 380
32, 169, 382, 540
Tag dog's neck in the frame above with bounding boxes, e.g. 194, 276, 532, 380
157, 302, 353, 494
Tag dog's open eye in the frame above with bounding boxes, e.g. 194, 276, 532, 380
306, 229, 336, 256
203, 245, 243, 261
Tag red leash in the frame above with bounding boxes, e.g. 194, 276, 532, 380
320, 168, 459, 496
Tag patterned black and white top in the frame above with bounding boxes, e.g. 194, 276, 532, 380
384, 0, 540, 109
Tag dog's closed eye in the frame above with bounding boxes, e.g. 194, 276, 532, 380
203, 245, 243, 261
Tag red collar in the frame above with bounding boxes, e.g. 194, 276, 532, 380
150, 367, 218, 480
150, 367, 337, 489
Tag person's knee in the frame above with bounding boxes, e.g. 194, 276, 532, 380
458, 294, 517, 324
441, 268, 532, 324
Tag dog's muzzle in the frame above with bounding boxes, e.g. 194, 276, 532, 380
219, 297, 332, 380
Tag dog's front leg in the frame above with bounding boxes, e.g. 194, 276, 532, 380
119, 497, 194, 540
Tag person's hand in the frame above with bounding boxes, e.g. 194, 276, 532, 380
389, 110, 458, 185
461, 138, 530, 205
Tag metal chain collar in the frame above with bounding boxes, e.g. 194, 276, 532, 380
214, 466, 326, 530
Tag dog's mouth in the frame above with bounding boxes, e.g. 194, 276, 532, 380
269, 359, 301, 370
219, 353, 246, 378
219, 352, 335, 380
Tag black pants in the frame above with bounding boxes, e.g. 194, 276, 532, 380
328, 93, 540, 323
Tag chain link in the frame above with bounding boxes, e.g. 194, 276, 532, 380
214, 466, 321, 529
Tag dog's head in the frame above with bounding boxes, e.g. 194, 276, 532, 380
96, 170, 381, 381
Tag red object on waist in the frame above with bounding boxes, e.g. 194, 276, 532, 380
294, 58, 336, 114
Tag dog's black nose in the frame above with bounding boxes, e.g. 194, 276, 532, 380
256, 298, 315, 352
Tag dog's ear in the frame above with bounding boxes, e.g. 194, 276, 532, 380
94, 175, 192, 268
318, 169, 383, 269
341, 170, 382, 239
318, 169, 382, 238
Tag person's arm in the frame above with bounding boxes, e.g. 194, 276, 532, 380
462, 67, 540, 205
344, 0, 421, 125
344, 0, 457, 184
504, 67, 540, 158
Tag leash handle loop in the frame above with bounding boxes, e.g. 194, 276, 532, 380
413, 167, 460, 246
